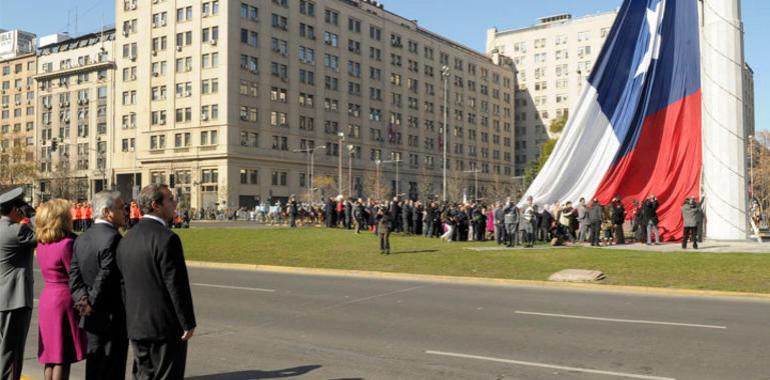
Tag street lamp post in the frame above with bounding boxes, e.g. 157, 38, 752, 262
347, 144, 355, 197
464, 168, 482, 202
337, 132, 345, 196
749, 135, 754, 199
380, 159, 402, 197
441, 65, 451, 202
375, 159, 382, 201
293, 145, 326, 204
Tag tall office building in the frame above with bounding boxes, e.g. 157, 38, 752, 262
112, 0, 516, 209
0, 29, 37, 60
486, 11, 617, 175
34, 29, 117, 201
0, 47, 37, 195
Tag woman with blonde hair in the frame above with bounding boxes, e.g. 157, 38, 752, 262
35, 199, 86, 380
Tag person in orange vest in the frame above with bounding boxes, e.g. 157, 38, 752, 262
70, 204, 78, 230
84, 202, 93, 229
73, 203, 83, 232
129, 200, 142, 228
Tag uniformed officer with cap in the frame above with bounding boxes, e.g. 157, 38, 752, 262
0, 187, 36, 380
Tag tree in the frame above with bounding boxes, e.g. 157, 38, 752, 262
417, 165, 437, 202
485, 173, 520, 203
313, 174, 337, 201
549, 114, 569, 135
361, 172, 389, 201
751, 131, 770, 212
446, 170, 465, 203
0, 131, 38, 193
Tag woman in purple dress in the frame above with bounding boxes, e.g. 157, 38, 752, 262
35, 199, 86, 380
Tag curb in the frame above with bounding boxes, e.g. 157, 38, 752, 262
185, 261, 770, 302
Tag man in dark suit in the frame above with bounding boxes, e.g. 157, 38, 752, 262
70, 190, 129, 380
116, 184, 196, 379
0, 188, 36, 380
587, 199, 604, 247
376, 207, 392, 255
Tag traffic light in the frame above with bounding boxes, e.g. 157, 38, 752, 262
169, 174, 175, 188
51, 139, 58, 152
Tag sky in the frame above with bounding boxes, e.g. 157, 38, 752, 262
0, 0, 766, 133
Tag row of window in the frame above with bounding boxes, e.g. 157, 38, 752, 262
147, 130, 218, 150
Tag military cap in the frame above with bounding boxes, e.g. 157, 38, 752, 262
0, 187, 25, 208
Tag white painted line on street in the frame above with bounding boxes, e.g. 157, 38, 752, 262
426, 350, 676, 380
514, 311, 727, 329
191, 283, 275, 293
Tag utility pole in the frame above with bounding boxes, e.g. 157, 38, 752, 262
380, 159, 402, 197
293, 145, 326, 204
337, 132, 345, 196
441, 65, 451, 202
347, 144, 355, 197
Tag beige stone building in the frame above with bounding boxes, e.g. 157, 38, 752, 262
0, 51, 37, 194
486, 11, 617, 175
112, 0, 516, 209
33, 29, 117, 201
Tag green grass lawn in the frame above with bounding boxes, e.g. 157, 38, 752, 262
176, 227, 770, 294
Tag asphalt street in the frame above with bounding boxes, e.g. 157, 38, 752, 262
23, 266, 770, 379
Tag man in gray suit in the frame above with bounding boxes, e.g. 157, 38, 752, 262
0, 188, 36, 380
492, 202, 505, 245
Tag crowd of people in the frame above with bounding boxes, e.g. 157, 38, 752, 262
279, 192, 707, 252
0, 185, 195, 380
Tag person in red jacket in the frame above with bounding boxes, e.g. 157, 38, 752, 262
129, 200, 142, 228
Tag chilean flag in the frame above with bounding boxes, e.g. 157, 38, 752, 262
522, 0, 701, 241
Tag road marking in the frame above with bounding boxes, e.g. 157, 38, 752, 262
514, 311, 726, 329
191, 283, 275, 293
425, 350, 676, 380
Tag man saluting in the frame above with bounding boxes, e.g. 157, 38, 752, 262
0, 188, 36, 380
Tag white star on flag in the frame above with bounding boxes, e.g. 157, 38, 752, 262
635, 0, 666, 77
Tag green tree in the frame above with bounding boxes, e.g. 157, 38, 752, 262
549, 114, 569, 135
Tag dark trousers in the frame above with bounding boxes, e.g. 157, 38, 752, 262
86, 330, 129, 380
379, 230, 391, 253
289, 215, 297, 227
682, 227, 698, 248
131, 339, 187, 380
614, 224, 625, 244
590, 222, 602, 246
0, 307, 31, 380
505, 224, 518, 246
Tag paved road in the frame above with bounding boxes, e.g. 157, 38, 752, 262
23, 266, 770, 379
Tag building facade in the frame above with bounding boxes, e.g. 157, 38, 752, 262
0, 51, 37, 194
112, 0, 516, 209
0, 30, 36, 60
34, 30, 117, 202
486, 11, 617, 175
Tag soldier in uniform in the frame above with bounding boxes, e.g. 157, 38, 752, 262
0, 188, 37, 380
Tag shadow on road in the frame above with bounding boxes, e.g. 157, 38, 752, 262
186, 365, 322, 379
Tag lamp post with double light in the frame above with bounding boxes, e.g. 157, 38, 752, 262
337, 132, 345, 196
347, 144, 355, 197
380, 158, 402, 197
441, 65, 451, 202
293, 145, 326, 204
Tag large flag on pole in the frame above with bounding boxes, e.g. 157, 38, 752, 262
522, 0, 702, 241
